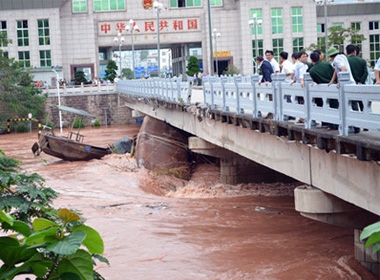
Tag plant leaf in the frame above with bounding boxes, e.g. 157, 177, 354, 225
360, 221, 380, 240
364, 231, 380, 249
32, 217, 59, 231
1, 220, 31, 237
0, 210, 14, 225
24, 227, 59, 246
72, 225, 104, 254
0, 236, 36, 266
57, 249, 93, 280
58, 208, 81, 223
46, 231, 86, 255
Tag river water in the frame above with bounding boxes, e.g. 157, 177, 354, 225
1, 125, 375, 280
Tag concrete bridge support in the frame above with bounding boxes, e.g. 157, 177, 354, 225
189, 137, 295, 185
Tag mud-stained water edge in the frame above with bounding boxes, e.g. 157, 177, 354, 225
1, 125, 375, 280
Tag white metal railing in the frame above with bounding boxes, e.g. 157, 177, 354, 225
43, 83, 116, 95
116, 73, 380, 136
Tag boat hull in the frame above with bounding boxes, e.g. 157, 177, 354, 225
37, 134, 112, 161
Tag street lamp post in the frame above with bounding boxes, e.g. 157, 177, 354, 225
207, 0, 214, 76
52, 68, 62, 133
114, 32, 125, 77
212, 28, 221, 76
153, 0, 164, 78
316, 0, 334, 57
126, 19, 139, 79
248, 14, 262, 74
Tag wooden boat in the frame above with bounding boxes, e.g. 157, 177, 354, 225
32, 105, 112, 161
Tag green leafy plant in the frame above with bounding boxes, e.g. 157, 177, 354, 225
91, 119, 101, 127
104, 60, 118, 83
73, 118, 85, 129
0, 150, 108, 279
0, 208, 108, 280
186, 56, 201, 77
360, 221, 380, 254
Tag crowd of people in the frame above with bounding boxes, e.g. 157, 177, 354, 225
255, 46, 380, 87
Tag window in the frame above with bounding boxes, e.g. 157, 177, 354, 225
271, 8, 282, 34
291, 7, 303, 33
0, 21, 7, 47
17, 20, 29, 47
292, 38, 304, 53
370, 34, 380, 67
170, 0, 202, 8
249, 9, 263, 35
38, 19, 50, 46
94, 0, 125, 11
317, 23, 324, 33
210, 0, 222, 6
332, 23, 343, 27
18, 51, 30, 68
73, 0, 87, 13
272, 38, 283, 59
369, 21, 379, 30
351, 22, 361, 31
252, 39, 263, 57
40, 50, 51, 67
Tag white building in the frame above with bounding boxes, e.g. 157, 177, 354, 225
0, 0, 379, 85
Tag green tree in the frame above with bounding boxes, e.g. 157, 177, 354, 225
307, 25, 366, 56
186, 56, 201, 77
104, 60, 118, 82
122, 68, 134, 80
0, 50, 46, 131
74, 70, 88, 85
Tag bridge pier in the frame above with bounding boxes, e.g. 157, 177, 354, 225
189, 137, 295, 185
295, 185, 380, 278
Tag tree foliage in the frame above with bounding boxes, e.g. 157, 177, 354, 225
360, 221, 380, 254
307, 25, 366, 55
74, 70, 88, 85
0, 150, 108, 279
0, 51, 46, 130
104, 60, 118, 82
186, 56, 201, 77
222, 64, 240, 76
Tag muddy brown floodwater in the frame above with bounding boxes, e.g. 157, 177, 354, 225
1, 124, 376, 280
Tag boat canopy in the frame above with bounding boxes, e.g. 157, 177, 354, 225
56, 105, 95, 118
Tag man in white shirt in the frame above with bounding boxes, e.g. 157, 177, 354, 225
327, 47, 355, 86
291, 51, 308, 88
265, 50, 280, 73
279, 51, 294, 83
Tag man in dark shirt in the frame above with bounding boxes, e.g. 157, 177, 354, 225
309, 51, 338, 109
309, 51, 335, 84
346, 44, 368, 84
256, 55, 273, 85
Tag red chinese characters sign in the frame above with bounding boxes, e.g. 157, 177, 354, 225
99, 18, 199, 35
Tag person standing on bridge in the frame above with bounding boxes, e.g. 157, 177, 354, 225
327, 47, 355, 87
346, 44, 368, 85
265, 50, 280, 74
256, 55, 273, 85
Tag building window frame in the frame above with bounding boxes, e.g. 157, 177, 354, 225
292, 37, 304, 53
73, 0, 87, 13
18, 51, 30, 68
38, 19, 50, 46
94, 0, 125, 12
271, 8, 283, 35
291, 7, 303, 33
272, 38, 283, 60
40, 50, 51, 67
370, 34, 380, 67
0, 21, 7, 47
17, 20, 29, 47
250, 9, 263, 35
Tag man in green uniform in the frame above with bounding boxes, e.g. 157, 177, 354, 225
346, 44, 368, 85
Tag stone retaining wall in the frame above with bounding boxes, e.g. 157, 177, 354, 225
45, 92, 133, 127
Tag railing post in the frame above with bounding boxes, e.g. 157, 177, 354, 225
221, 76, 228, 112
234, 76, 242, 114
304, 73, 315, 129
209, 76, 217, 110
251, 74, 260, 118
338, 72, 353, 136
271, 73, 285, 121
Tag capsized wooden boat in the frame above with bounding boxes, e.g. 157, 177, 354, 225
32, 105, 112, 161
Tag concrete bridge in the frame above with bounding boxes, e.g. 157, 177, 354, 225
116, 74, 380, 276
